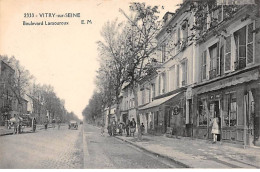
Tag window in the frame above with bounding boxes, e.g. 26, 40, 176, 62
147, 88, 151, 103
159, 73, 166, 94
181, 21, 188, 45
209, 2, 223, 28
202, 50, 207, 80
198, 99, 207, 126
223, 92, 237, 127
181, 60, 187, 86
169, 66, 175, 91
171, 31, 176, 57
209, 43, 220, 79
161, 43, 166, 62
234, 26, 246, 70
224, 35, 231, 72
233, 22, 255, 70
151, 84, 155, 101
142, 89, 145, 105
132, 99, 135, 107
247, 23, 254, 64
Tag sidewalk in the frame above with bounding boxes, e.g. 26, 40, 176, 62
0, 126, 13, 136
115, 133, 260, 168
0, 124, 56, 136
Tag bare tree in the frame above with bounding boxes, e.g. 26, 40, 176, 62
96, 20, 129, 122
117, 3, 162, 139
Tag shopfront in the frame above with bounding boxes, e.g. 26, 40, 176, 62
139, 91, 186, 135
193, 67, 260, 146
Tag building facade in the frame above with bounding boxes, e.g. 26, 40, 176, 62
139, 1, 196, 136
119, 83, 137, 124
0, 60, 15, 126
192, 3, 260, 146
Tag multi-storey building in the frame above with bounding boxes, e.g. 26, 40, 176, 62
0, 60, 15, 126
120, 83, 137, 124
138, 69, 157, 134
192, 2, 260, 146
139, 1, 196, 136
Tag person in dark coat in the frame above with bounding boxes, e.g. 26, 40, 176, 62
126, 119, 130, 136
140, 123, 145, 135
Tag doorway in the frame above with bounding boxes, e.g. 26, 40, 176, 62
209, 100, 221, 141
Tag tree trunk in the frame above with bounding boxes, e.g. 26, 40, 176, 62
116, 102, 120, 122
132, 84, 142, 140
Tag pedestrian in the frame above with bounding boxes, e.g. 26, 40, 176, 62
52, 118, 55, 129
44, 119, 48, 130
140, 123, 145, 135
107, 123, 112, 136
13, 114, 18, 134
57, 118, 61, 130
130, 118, 136, 137
126, 119, 130, 137
101, 123, 105, 136
111, 119, 117, 136
211, 117, 220, 144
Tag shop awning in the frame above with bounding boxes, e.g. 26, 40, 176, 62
139, 92, 180, 110
197, 71, 259, 94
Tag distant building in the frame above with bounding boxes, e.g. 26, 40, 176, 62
0, 60, 15, 126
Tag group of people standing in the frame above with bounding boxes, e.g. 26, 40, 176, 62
105, 118, 145, 137
44, 118, 61, 130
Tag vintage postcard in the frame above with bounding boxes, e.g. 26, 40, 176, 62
0, 0, 259, 169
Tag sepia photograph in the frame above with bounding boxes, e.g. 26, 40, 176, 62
0, 0, 260, 169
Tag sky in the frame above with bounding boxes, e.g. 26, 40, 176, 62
0, 0, 182, 119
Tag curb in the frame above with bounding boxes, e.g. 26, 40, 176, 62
114, 136, 190, 168
0, 132, 13, 136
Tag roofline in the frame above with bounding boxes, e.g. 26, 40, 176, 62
156, 0, 190, 40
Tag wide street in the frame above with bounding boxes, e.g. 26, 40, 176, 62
0, 125, 84, 169
0, 123, 181, 169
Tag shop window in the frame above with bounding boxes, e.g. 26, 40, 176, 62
198, 99, 207, 126
223, 93, 237, 127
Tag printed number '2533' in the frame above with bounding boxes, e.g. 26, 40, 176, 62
24, 13, 34, 18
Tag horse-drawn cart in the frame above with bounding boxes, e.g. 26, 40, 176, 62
9, 114, 36, 134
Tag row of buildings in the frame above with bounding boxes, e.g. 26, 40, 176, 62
104, 0, 260, 147
0, 60, 50, 126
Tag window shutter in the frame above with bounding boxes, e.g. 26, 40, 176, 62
220, 45, 224, 75
202, 51, 207, 80
177, 27, 181, 50
217, 43, 220, 75
247, 23, 254, 64
225, 35, 231, 72
158, 75, 161, 95
176, 65, 180, 88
